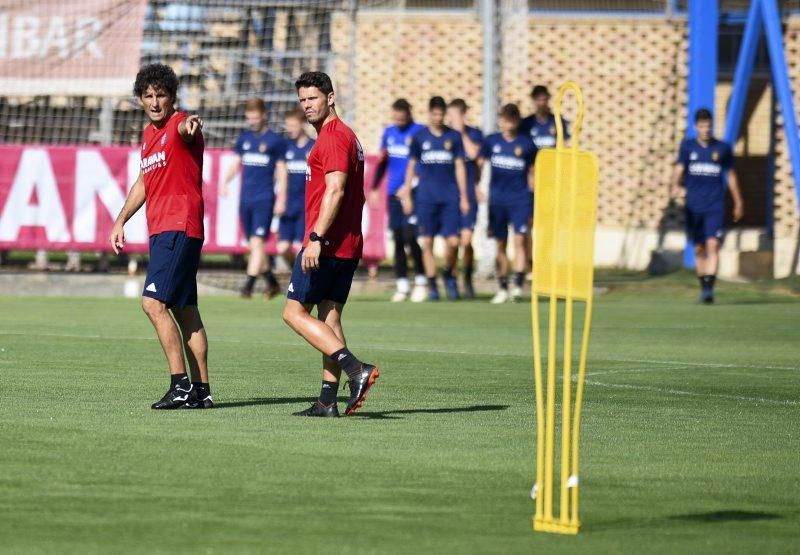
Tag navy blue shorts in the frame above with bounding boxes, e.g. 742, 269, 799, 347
286, 249, 359, 305
143, 231, 203, 308
416, 200, 459, 238
278, 211, 305, 243
686, 207, 724, 245
240, 198, 274, 239
489, 201, 532, 241
387, 195, 408, 231
459, 204, 478, 231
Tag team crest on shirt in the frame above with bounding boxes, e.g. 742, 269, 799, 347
549, 126, 555, 135
388, 136, 395, 145
690, 151, 698, 160
286, 150, 295, 160
259, 143, 266, 153
444, 140, 452, 150
406, 137, 413, 146
515, 146, 523, 156
492, 144, 502, 154
141, 142, 146, 151
243, 141, 251, 150
422, 141, 431, 150
161, 134, 167, 146
712, 150, 719, 161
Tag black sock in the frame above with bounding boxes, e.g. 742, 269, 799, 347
331, 348, 363, 380
442, 267, 454, 280
464, 265, 473, 284
499, 276, 509, 290
698, 276, 705, 290
319, 380, 338, 405
244, 275, 257, 292
192, 382, 210, 397
171, 374, 189, 388
263, 270, 278, 287
513, 271, 525, 288
428, 276, 438, 291
703, 275, 716, 291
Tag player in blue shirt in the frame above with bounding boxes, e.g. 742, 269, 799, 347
401, 96, 469, 301
478, 104, 537, 303
222, 97, 288, 299
519, 85, 569, 151
671, 108, 744, 303
447, 98, 484, 299
277, 108, 314, 270
369, 99, 427, 303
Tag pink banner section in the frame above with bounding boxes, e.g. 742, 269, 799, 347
0, 0, 148, 96
0, 146, 387, 262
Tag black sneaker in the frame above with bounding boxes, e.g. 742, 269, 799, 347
345, 365, 380, 416
293, 401, 339, 417
185, 388, 214, 409
152, 383, 193, 410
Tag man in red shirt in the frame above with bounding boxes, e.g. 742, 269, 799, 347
109, 64, 212, 410
283, 71, 379, 418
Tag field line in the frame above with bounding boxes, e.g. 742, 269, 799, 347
584, 379, 799, 406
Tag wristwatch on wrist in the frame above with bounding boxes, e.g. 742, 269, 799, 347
309, 232, 329, 246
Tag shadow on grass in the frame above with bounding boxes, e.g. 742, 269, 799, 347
668, 510, 781, 523
214, 397, 314, 409
353, 404, 509, 420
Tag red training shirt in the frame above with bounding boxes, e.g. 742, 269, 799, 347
140, 111, 205, 239
303, 118, 365, 259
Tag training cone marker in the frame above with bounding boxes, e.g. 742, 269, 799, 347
531, 82, 599, 536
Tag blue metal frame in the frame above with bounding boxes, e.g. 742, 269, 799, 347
723, 0, 800, 233
684, 0, 719, 268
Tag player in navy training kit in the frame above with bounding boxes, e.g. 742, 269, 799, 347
277, 108, 314, 270
370, 98, 427, 303
479, 104, 537, 303
401, 96, 470, 301
222, 97, 288, 299
447, 98, 484, 299
671, 108, 744, 303
519, 85, 569, 152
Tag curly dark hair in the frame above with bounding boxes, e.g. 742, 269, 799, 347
294, 71, 334, 95
133, 63, 179, 99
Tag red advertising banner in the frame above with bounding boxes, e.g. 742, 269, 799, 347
0, 146, 387, 262
0, 0, 148, 96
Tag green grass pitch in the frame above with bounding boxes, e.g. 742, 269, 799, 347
0, 274, 798, 554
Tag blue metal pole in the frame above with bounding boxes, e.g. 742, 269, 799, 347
685, 0, 719, 267
723, 0, 763, 145
761, 0, 800, 211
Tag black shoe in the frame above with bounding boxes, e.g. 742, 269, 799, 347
345, 364, 380, 416
463, 281, 476, 299
293, 401, 339, 417
151, 383, 193, 410
699, 289, 714, 304
185, 388, 214, 409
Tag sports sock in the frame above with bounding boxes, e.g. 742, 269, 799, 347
442, 267, 455, 281
171, 374, 189, 388
513, 271, 525, 288
702, 275, 716, 291
331, 347, 364, 380
464, 264, 473, 284
263, 270, 278, 287
318, 380, 338, 405
498, 275, 509, 290
244, 275, 257, 292
192, 382, 210, 397
396, 277, 410, 294
428, 276, 438, 291
698, 276, 705, 290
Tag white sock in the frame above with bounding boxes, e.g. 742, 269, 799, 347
396, 277, 410, 294
414, 274, 427, 286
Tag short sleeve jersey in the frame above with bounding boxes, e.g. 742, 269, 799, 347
380, 122, 425, 195
519, 113, 569, 151
303, 118, 365, 259
463, 125, 484, 204
234, 129, 286, 203
285, 137, 315, 216
140, 111, 205, 239
480, 133, 537, 205
408, 127, 465, 204
677, 138, 734, 212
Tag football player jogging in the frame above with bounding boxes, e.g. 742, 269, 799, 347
110, 63, 212, 409
671, 108, 744, 303
369, 98, 427, 303
479, 104, 537, 303
277, 108, 315, 269
447, 98, 484, 299
222, 98, 288, 299
401, 96, 470, 301
283, 71, 379, 418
